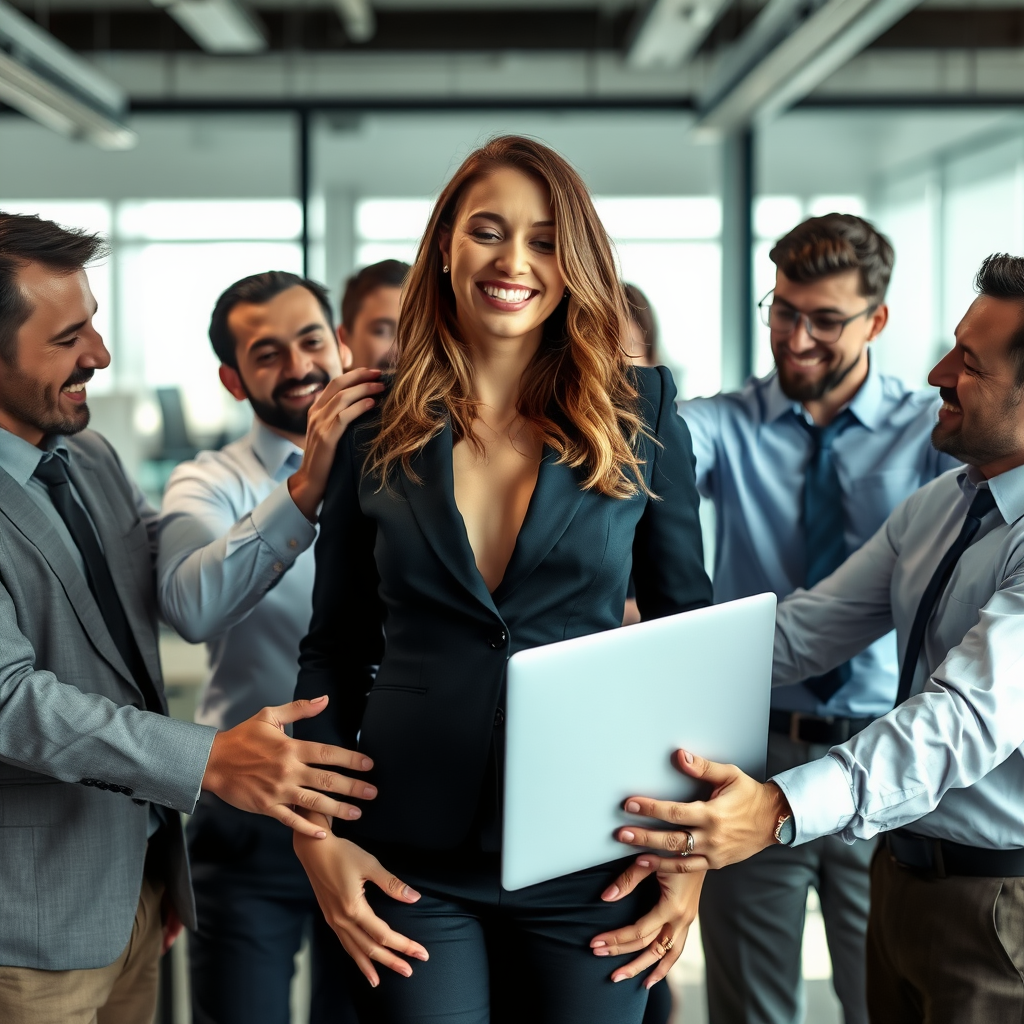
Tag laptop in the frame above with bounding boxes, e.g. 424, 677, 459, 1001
501, 593, 776, 891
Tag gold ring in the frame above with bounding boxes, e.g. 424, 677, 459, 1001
680, 830, 694, 857
662, 937, 675, 953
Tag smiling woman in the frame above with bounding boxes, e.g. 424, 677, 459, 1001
291, 136, 713, 1024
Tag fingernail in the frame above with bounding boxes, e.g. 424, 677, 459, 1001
620, 830, 635, 842
645, 979, 657, 991
682, 749, 694, 765
311, 695, 327, 704
625, 800, 641, 813
414, 950, 429, 961
315, 831, 327, 839
637, 858, 652, 868
369, 978, 379, 989
601, 885, 619, 900
403, 886, 421, 900
612, 974, 627, 983
363, 785, 378, 798
361, 758, 373, 770
591, 939, 607, 948
594, 948, 610, 956
401, 966, 412, 978
348, 807, 361, 819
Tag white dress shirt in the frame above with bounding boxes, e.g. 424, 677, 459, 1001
772, 461, 1024, 850
157, 421, 317, 730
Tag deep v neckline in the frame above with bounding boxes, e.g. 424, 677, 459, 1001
451, 436, 542, 596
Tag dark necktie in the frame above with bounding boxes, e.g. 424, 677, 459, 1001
34, 456, 163, 713
894, 487, 997, 706
801, 410, 856, 703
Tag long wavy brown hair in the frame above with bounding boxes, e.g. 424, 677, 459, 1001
368, 135, 648, 498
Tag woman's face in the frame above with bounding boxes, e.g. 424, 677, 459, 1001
441, 166, 566, 347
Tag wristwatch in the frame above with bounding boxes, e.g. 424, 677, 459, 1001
774, 813, 795, 846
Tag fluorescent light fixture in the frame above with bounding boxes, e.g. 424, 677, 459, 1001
696, 0, 922, 134
628, 0, 731, 69
334, 0, 375, 43
154, 0, 267, 54
0, 0, 134, 149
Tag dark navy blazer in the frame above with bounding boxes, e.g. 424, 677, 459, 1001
295, 364, 712, 849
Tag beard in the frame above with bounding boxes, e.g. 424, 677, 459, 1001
775, 348, 862, 404
931, 385, 1021, 466
240, 368, 330, 436
0, 364, 92, 438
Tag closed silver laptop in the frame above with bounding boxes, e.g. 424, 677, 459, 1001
502, 593, 776, 890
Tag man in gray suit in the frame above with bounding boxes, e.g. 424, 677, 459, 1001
0, 213, 375, 1024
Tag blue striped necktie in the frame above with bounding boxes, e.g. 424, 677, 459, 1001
801, 410, 856, 704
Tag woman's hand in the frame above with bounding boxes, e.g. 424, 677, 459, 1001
294, 815, 429, 987
590, 867, 705, 989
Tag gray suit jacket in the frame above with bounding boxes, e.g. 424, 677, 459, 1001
0, 430, 216, 970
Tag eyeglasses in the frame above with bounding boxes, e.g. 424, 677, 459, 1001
758, 290, 876, 345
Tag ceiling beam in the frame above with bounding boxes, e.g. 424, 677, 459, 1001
334, 0, 375, 44
151, 0, 267, 54
627, 0, 732, 69
0, 0, 134, 147
696, 0, 924, 134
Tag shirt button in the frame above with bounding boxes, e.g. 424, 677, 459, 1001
288, 538, 297, 549
273, 561, 284, 573
487, 629, 508, 650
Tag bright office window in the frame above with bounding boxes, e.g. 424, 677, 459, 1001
353, 195, 723, 398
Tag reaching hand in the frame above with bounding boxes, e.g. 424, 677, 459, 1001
610, 749, 791, 886
201, 696, 377, 839
288, 367, 385, 521
592, 868, 704, 989
294, 821, 429, 987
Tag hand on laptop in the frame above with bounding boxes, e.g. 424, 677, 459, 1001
607, 748, 792, 879
201, 696, 379, 838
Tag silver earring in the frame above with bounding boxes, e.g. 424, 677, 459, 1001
443, 264, 450, 274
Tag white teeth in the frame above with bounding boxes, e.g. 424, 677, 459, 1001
942, 401, 961, 413
285, 384, 318, 398
482, 284, 532, 303
63, 383, 85, 393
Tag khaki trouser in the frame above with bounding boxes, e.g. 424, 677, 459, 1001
867, 844, 1024, 1023
0, 873, 165, 1024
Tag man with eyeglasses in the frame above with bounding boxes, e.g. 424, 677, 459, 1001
679, 214, 958, 1024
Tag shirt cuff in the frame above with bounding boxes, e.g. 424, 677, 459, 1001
771, 753, 857, 845
250, 480, 317, 561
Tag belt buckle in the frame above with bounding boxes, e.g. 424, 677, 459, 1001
789, 712, 805, 744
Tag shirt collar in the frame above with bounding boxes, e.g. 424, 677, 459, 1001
960, 463, 1024, 525
762, 353, 885, 431
0, 428, 70, 487
249, 419, 303, 481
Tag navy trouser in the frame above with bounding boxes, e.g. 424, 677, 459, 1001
336, 844, 662, 1024
187, 794, 357, 1024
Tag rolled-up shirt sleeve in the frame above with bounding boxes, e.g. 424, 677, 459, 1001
157, 461, 316, 644
775, 568, 1024, 845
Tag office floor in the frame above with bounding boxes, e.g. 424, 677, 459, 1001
160, 633, 844, 1024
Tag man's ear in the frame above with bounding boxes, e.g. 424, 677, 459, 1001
218, 364, 248, 402
336, 327, 353, 371
866, 303, 889, 342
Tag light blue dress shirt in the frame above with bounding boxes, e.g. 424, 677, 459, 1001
772, 462, 1024, 850
157, 421, 317, 731
680, 360, 958, 718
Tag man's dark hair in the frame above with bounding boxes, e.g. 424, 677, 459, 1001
209, 271, 334, 369
770, 214, 894, 306
0, 212, 108, 365
341, 259, 410, 329
976, 253, 1024, 386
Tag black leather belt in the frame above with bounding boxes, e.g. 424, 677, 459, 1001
885, 829, 1024, 878
768, 709, 874, 745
